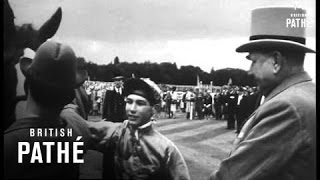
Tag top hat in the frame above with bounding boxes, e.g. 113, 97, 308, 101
236, 7, 315, 53
123, 78, 161, 105
20, 40, 86, 89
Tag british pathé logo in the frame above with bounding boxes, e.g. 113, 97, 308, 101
286, 12, 310, 28
286, 6, 312, 28
18, 128, 84, 163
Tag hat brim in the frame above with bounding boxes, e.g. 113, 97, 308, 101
236, 39, 316, 53
112, 76, 125, 81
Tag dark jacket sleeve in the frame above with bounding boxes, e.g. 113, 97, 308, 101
209, 100, 309, 180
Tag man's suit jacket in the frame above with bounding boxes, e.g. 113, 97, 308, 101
210, 71, 316, 180
238, 95, 250, 121
102, 89, 126, 122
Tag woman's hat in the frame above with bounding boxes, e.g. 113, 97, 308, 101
236, 7, 315, 53
123, 78, 161, 105
20, 40, 86, 89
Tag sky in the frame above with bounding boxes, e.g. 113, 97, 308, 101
9, 0, 316, 81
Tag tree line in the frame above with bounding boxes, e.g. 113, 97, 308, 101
78, 57, 256, 86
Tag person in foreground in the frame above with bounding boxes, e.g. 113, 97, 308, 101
4, 40, 92, 179
87, 78, 190, 180
209, 7, 316, 180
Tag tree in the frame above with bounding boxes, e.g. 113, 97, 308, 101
210, 67, 215, 74
81, 60, 256, 86
114, 56, 120, 65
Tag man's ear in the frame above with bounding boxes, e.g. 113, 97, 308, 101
271, 51, 283, 74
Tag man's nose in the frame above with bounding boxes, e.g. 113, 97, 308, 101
129, 103, 137, 112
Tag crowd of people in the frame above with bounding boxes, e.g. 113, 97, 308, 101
82, 81, 109, 116
160, 85, 262, 133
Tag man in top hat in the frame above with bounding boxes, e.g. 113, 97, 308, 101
209, 7, 316, 180
86, 78, 190, 180
100, 75, 127, 178
225, 88, 238, 129
102, 75, 127, 122
4, 40, 92, 179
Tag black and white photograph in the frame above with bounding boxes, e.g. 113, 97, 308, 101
4, 0, 316, 179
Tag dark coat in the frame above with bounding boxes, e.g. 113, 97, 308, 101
237, 95, 250, 121
227, 93, 238, 114
246, 92, 262, 116
102, 89, 126, 122
203, 95, 213, 106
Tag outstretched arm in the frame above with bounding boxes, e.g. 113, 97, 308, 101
61, 105, 121, 152
85, 120, 121, 152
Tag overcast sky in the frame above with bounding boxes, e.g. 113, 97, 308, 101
9, 0, 316, 80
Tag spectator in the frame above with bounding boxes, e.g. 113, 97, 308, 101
185, 88, 196, 120
181, 90, 187, 112
194, 88, 204, 120
236, 90, 249, 133
226, 89, 238, 130
203, 91, 213, 119
164, 89, 172, 118
101, 76, 126, 122
214, 93, 223, 120
170, 87, 177, 118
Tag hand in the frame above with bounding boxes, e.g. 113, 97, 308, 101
86, 120, 113, 144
